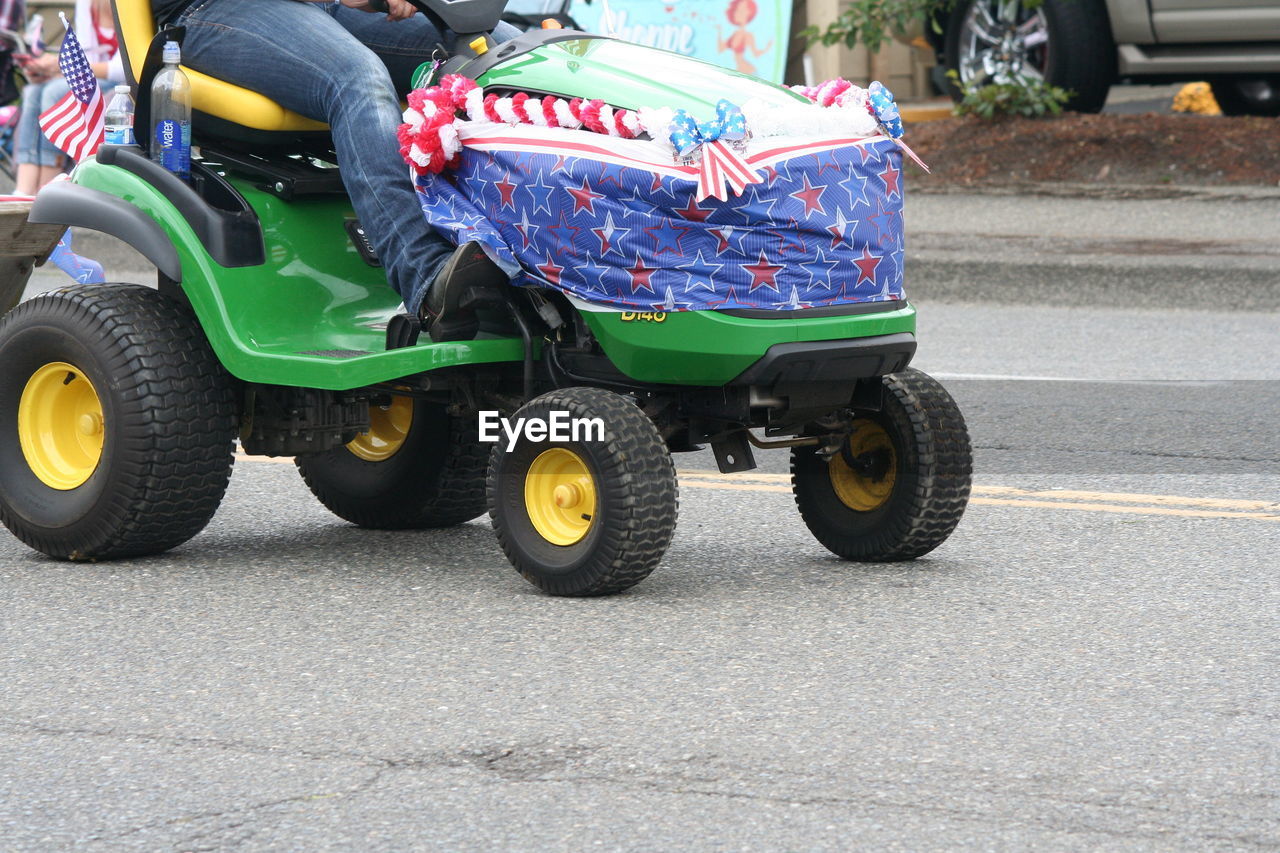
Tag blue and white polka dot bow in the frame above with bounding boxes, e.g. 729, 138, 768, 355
668, 99, 748, 161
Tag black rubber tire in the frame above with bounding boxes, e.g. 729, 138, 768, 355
0, 285, 237, 560
944, 0, 1115, 113
1210, 77, 1280, 117
296, 400, 488, 529
488, 387, 678, 597
792, 369, 972, 562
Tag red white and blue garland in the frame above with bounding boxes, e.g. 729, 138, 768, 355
398, 74, 926, 200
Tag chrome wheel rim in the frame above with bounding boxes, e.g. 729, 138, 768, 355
957, 1, 1050, 87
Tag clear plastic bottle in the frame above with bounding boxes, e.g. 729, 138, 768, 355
104, 85, 136, 146
150, 41, 191, 179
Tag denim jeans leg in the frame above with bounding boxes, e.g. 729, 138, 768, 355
175, 0, 486, 313
15, 82, 43, 166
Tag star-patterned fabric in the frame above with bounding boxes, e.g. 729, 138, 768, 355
415, 127, 905, 312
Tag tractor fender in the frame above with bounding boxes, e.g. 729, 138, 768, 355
28, 181, 182, 281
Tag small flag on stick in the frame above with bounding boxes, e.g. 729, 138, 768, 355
38, 13, 105, 163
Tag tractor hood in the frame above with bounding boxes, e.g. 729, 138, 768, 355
474, 36, 807, 116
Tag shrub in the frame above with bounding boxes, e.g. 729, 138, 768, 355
802, 0, 948, 53
950, 71, 1072, 118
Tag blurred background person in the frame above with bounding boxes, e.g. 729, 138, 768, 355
14, 0, 122, 195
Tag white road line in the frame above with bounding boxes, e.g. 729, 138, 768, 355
923, 373, 1235, 384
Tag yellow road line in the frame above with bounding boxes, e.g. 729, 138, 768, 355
973, 485, 1277, 511
680, 468, 788, 482
971, 497, 1279, 522
680, 480, 790, 494
679, 470, 1278, 511
234, 454, 1278, 521
677, 479, 1279, 521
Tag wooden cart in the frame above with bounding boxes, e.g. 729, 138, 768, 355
0, 200, 65, 315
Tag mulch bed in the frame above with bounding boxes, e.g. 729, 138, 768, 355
903, 113, 1280, 188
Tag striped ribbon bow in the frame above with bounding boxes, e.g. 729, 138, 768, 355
668, 100, 763, 202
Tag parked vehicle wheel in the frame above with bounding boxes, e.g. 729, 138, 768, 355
296, 397, 488, 528
1210, 77, 1280, 116
488, 387, 678, 596
792, 369, 972, 562
944, 0, 1115, 113
0, 285, 237, 560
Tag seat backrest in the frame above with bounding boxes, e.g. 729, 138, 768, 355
112, 0, 155, 86
109, 0, 328, 134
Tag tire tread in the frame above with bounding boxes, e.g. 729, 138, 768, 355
488, 388, 678, 596
0, 285, 237, 560
792, 368, 972, 562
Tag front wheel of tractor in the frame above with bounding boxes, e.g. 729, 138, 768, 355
488, 387, 678, 596
792, 368, 972, 562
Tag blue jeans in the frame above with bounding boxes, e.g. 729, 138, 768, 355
175, 0, 518, 313
17, 77, 72, 167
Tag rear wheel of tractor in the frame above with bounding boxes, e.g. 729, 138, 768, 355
944, 0, 1115, 113
296, 397, 488, 528
0, 285, 237, 560
488, 387, 678, 596
792, 369, 972, 562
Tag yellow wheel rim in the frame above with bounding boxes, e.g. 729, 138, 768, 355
524, 447, 597, 546
347, 396, 413, 462
828, 419, 897, 512
17, 362, 105, 490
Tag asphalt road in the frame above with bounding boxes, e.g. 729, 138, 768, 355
2, 293, 1277, 850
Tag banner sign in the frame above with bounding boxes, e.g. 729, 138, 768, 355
569, 0, 794, 85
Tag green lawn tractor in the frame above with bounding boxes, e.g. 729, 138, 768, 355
0, 0, 971, 596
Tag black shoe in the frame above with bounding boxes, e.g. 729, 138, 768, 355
421, 242, 507, 342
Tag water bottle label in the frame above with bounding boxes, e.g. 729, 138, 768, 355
154, 118, 190, 174
105, 126, 135, 146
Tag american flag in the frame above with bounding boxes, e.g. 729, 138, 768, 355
38, 16, 105, 163
414, 125, 905, 312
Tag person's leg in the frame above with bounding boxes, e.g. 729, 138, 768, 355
27, 78, 73, 183
14, 81, 47, 194
175, 0, 488, 320
12, 163, 39, 195
324, 8, 520, 338
37, 165, 62, 188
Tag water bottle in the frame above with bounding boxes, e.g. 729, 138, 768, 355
151, 40, 191, 179
104, 85, 136, 146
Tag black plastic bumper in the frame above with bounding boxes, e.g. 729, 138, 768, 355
729, 332, 917, 388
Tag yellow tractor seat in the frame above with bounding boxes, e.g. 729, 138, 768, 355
115, 0, 328, 133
